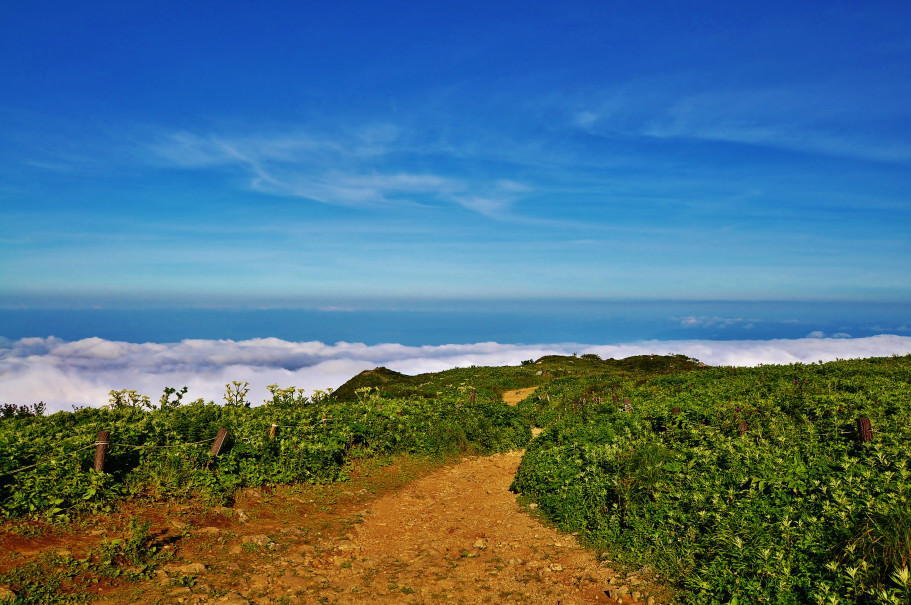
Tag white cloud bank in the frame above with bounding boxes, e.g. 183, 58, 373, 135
2, 335, 910, 412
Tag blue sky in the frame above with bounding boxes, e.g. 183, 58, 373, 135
2, 1, 911, 308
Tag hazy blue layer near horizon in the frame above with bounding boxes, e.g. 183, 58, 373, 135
2, 301, 910, 411
2, 301, 909, 345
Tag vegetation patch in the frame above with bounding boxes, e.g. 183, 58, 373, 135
3, 353, 910, 603
512, 355, 911, 604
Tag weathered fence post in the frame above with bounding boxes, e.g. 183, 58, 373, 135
269, 423, 278, 440
738, 421, 748, 435
856, 417, 873, 443
623, 397, 632, 412
612, 395, 619, 405
94, 431, 110, 473
470, 389, 476, 404
210, 427, 229, 456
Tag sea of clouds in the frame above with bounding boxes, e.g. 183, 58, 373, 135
2, 335, 911, 412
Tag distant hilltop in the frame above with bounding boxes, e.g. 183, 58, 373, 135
333, 354, 704, 402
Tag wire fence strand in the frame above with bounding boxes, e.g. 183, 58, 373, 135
0, 417, 343, 478
1, 443, 98, 477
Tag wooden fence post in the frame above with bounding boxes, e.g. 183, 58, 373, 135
94, 431, 110, 473
269, 423, 278, 440
210, 427, 229, 456
623, 397, 632, 412
738, 421, 748, 435
470, 389, 476, 404
612, 395, 619, 405
856, 417, 873, 443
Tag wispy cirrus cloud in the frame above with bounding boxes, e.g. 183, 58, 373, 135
149, 127, 532, 216
573, 82, 911, 164
3, 335, 911, 412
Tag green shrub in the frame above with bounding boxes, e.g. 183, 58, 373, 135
1, 384, 530, 519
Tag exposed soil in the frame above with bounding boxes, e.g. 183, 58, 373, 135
503, 388, 539, 407
1, 390, 666, 604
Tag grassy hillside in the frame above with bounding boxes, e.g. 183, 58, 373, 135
512, 355, 911, 604
333, 352, 702, 401
2, 353, 909, 604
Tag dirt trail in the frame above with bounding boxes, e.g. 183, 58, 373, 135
177, 452, 655, 605
304, 451, 650, 604
5, 390, 664, 604
503, 387, 539, 406
177, 390, 659, 603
